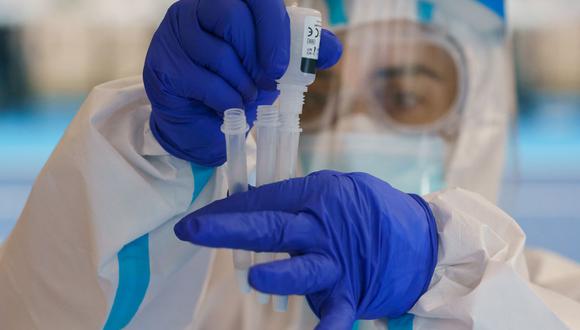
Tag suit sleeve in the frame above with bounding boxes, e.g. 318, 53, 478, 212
0, 77, 226, 329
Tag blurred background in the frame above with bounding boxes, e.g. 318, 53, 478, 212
0, 0, 174, 240
1, 0, 579, 261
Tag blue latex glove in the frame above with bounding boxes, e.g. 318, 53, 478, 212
175, 171, 438, 329
143, 0, 343, 167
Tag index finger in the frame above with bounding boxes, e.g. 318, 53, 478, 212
191, 170, 339, 215
243, 0, 290, 79
174, 211, 321, 252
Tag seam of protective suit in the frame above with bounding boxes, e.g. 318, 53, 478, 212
103, 162, 213, 328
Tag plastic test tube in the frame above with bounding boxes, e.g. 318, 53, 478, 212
221, 108, 252, 293
271, 109, 301, 311
253, 105, 281, 304
273, 5, 322, 312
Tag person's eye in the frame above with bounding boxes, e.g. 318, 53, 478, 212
391, 91, 422, 109
376, 85, 425, 111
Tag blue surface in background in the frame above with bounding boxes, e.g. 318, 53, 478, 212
0, 93, 579, 262
500, 94, 580, 262
0, 96, 81, 241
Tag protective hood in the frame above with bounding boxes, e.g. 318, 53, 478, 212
294, 0, 514, 202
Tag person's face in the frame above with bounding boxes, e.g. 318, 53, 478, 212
303, 20, 462, 132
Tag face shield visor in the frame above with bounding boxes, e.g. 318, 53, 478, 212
294, 0, 514, 201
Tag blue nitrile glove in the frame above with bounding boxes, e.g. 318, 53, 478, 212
174, 170, 438, 329
143, 0, 343, 167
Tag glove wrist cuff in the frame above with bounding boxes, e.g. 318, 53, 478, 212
149, 112, 223, 167
408, 193, 439, 299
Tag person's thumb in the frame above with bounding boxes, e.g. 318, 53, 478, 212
317, 29, 343, 69
315, 296, 356, 330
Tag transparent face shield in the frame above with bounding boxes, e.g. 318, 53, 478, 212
298, 19, 468, 194
302, 20, 467, 135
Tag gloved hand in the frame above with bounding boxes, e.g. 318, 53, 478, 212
143, 0, 342, 167
175, 171, 438, 329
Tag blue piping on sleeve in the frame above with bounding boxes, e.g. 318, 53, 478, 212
418, 1, 435, 23
417, 0, 435, 23
350, 314, 413, 330
388, 313, 415, 330
476, 0, 505, 19
191, 163, 214, 202
325, 0, 348, 26
103, 163, 214, 329
103, 234, 150, 330
418, 0, 504, 23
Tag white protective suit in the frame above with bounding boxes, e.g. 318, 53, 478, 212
0, 77, 579, 330
2, 0, 580, 329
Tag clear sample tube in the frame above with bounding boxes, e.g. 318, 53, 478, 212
254, 105, 280, 304
276, 111, 302, 181
221, 108, 252, 294
255, 106, 280, 188
274, 5, 322, 312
